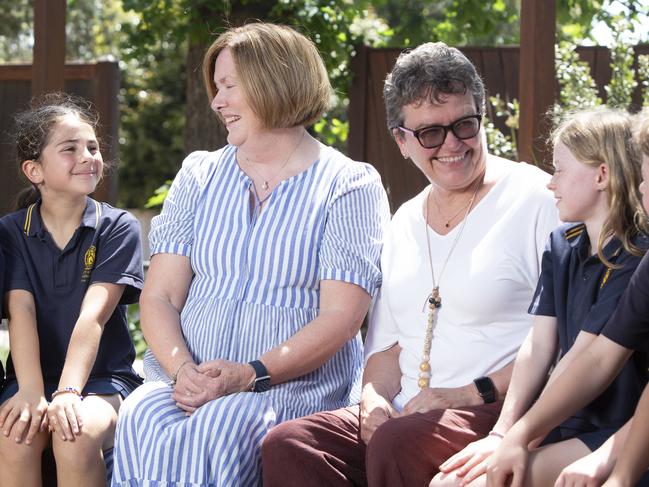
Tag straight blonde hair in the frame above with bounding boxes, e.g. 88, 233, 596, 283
202, 23, 331, 129
553, 108, 649, 267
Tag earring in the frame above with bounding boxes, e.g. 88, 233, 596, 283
402, 154, 408, 160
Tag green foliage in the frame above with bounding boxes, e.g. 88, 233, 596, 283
145, 180, 172, 209
639, 55, 649, 108
485, 95, 518, 160
604, 18, 638, 109
554, 42, 602, 117
127, 304, 147, 358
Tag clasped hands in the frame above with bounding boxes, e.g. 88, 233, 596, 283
360, 384, 480, 444
172, 359, 255, 414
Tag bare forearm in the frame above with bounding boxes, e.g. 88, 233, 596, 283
609, 387, 649, 485
141, 292, 194, 375
6, 292, 44, 390
510, 336, 631, 444
9, 320, 44, 390
261, 309, 365, 384
59, 283, 126, 389
494, 327, 557, 433
58, 318, 103, 390
362, 345, 402, 401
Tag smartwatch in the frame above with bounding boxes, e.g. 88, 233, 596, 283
248, 360, 271, 393
473, 376, 497, 404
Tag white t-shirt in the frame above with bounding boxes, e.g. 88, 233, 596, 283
364, 161, 558, 411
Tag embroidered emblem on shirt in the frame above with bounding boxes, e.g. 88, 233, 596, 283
81, 245, 97, 282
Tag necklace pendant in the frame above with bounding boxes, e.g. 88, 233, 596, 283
261, 181, 270, 190
428, 287, 441, 309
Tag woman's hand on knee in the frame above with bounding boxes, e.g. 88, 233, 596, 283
0, 389, 49, 445
48, 392, 83, 441
439, 435, 502, 485
359, 388, 396, 444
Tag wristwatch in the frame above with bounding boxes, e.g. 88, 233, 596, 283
473, 376, 497, 404
248, 360, 271, 392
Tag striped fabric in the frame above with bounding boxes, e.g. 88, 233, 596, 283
112, 144, 389, 486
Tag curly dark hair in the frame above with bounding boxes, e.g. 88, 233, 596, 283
13, 92, 102, 208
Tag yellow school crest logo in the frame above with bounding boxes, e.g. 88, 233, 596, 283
81, 245, 97, 282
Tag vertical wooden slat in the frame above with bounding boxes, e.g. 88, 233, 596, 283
93, 61, 121, 204
32, 0, 66, 96
518, 0, 555, 169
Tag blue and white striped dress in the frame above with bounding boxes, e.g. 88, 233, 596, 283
112, 143, 389, 486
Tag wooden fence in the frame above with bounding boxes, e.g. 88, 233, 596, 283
348, 44, 649, 212
0, 61, 119, 215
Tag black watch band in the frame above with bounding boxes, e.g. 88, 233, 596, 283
473, 376, 497, 404
249, 360, 271, 393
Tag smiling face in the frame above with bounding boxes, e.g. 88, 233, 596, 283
23, 114, 103, 198
548, 141, 605, 223
394, 92, 486, 192
210, 47, 263, 147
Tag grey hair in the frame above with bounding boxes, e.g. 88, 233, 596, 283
383, 42, 486, 132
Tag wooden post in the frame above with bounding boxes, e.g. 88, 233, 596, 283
93, 61, 121, 204
32, 0, 66, 96
518, 0, 555, 169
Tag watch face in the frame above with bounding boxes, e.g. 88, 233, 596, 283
474, 377, 493, 394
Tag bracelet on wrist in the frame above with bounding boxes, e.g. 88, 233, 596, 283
488, 429, 505, 439
171, 360, 193, 385
51, 386, 82, 399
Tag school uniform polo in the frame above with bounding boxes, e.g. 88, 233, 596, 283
0, 197, 144, 401
603, 249, 649, 351
529, 222, 649, 449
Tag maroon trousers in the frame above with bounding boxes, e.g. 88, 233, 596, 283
262, 401, 502, 487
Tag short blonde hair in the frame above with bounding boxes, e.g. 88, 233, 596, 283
202, 23, 331, 129
552, 108, 648, 267
633, 109, 649, 157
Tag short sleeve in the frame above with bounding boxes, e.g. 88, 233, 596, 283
149, 151, 212, 257
581, 252, 642, 335
319, 163, 390, 296
602, 252, 649, 352
364, 282, 399, 364
90, 210, 144, 305
528, 235, 555, 316
0, 218, 33, 295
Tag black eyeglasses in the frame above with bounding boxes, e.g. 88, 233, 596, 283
397, 114, 482, 149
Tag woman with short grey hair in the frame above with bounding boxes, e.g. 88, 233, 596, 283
262, 41, 558, 486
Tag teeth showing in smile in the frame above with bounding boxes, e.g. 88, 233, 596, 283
224, 115, 240, 125
436, 154, 465, 163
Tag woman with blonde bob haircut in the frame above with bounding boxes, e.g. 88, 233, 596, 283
112, 22, 389, 486
202, 22, 331, 129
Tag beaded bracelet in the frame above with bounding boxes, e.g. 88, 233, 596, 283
51, 386, 82, 399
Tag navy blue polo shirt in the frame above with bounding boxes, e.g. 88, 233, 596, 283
602, 249, 649, 352
529, 223, 649, 434
0, 198, 144, 397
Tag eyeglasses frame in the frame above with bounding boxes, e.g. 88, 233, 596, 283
396, 114, 483, 149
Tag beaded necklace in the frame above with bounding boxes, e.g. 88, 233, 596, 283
418, 179, 481, 389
